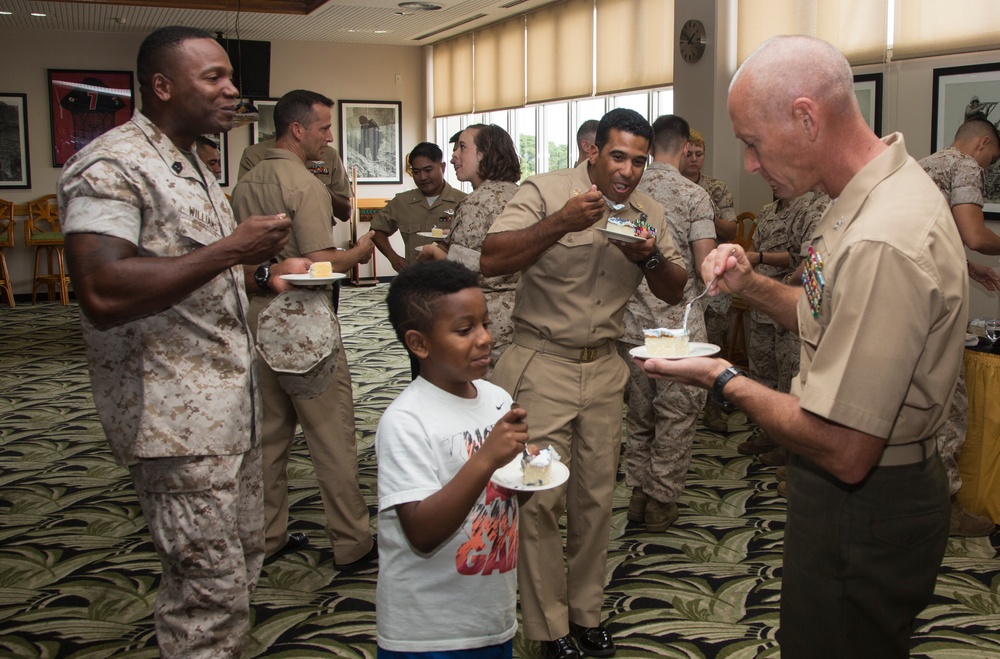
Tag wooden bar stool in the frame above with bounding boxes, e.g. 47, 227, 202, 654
0, 198, 14, 307
26, 194, 70, 305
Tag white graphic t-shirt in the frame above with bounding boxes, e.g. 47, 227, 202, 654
375, 377, 518, 652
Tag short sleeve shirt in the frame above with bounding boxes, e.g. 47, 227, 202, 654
58, 111, 259, 466
623, 162, 716, 344
239, 140, 352, 200
794, 133, 967, 444
696, 174, 737, 222
447, 179, 519, 291
750, 192, 829, 325
370, 182, 467, 262
488, 160, 684, 346
231, 148, 335, 260
918, 146, 985, 208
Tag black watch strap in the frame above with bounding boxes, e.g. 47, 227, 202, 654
711, 366, 747, 412
254, 263, 271, 292
640, 249, 662, 270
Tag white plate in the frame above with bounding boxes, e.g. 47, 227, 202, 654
279, 272, 347, 285
629, 342, 721, 360
491, 455, 570, 492
416, 231, 449, 241
596, 228, 644, 243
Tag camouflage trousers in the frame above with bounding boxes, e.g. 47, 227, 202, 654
704, 294, 731, 349
130, 443, 265, 659
934, 363, 967, 496
618, 342, 708, 503
747, 315, 800, 394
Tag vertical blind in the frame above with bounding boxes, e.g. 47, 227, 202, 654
596, 0, 673, 95
432, 33, 473, 117
736, 0, 887, 66
473, 17, 526, 112
526, 0, 594, 104
892, 0, 1000, 60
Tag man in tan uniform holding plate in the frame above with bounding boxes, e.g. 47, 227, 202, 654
641, 36, 965, 658
482, 108, 687, 659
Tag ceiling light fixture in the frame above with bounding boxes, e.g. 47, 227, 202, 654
30, 11, 46, 16
398, 2, 442, 10
230, 0, 259, 127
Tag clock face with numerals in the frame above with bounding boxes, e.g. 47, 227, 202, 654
679, 19, 706, 63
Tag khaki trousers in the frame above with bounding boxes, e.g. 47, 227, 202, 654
249, 295, 372, 563
491, 344, 628, 640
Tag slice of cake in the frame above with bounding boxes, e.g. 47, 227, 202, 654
522, 444, 561, 486
643, 328, 690, 357
606, 217, 637, 237
308, 261, 334, 278
431, 226, 444, 238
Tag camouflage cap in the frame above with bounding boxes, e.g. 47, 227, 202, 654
255, 290, 340, 399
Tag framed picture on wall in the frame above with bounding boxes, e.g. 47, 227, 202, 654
0, 93, 31, 189
853, 73, 883, 137
201, 132, 229, 188
339, 100, 402, 184
48, 69, 134, 167
249, 99, 279, 145
932, 62, 1000, 220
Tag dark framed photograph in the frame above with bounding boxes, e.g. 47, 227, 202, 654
932, 62, 1000, 219
853, 73, 883, 137
249, 99, 278, 145
339, 100, 402, 184
0, 93, 30, 189
48, 69, 134, 167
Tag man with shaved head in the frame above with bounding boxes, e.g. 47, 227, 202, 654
639, 36, 966, 658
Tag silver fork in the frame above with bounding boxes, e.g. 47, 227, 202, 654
682, 247, 736, 333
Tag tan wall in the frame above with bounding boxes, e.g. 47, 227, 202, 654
0, 28, 424, 294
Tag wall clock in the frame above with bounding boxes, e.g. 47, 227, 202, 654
679, 19, 706, 64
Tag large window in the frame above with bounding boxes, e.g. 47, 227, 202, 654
437, 86, 673, 190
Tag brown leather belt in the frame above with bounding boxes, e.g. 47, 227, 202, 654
877, 436, 936, 467
513, 329, 613, 363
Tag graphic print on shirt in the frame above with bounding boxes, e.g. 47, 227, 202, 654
453, 423, 518, 576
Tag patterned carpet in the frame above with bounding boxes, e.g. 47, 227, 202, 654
1, 285, 999, 658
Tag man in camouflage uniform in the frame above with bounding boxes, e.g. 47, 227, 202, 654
737, 192, 829, 465
919, 117, 1000, 536
620, 114, 717, 532
58, 26, 307, 658
683, 129, 739, 432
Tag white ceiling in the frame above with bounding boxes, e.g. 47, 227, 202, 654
0, 0, 562, 46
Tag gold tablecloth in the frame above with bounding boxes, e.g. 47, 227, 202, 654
956, 349, 1000, 524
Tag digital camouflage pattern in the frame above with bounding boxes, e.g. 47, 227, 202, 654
446, 178, 519, 364
59, 111, 260, 466
621, 163, 716, 504
58, 110, 265, 659
919, 146, 985, 208
920, 146, 985, 495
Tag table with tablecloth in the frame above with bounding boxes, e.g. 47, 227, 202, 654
956, 346, 1000, 524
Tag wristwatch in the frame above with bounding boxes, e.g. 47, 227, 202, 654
640, 249, 662, 271
711, 366, 747, 412
254, 263, 272, 292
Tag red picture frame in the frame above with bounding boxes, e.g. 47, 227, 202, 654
48, 69, 135, 167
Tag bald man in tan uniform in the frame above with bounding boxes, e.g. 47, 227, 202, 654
483, 109, 687, 659
642, 37, 965, 659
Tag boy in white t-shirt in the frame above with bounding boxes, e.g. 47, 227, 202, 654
377, 260, 529, 658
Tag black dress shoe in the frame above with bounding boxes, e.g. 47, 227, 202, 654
263, 532, 309, 566
334, 537, 378, 572
540, 635, 581, 659
570, 623, 616, 657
